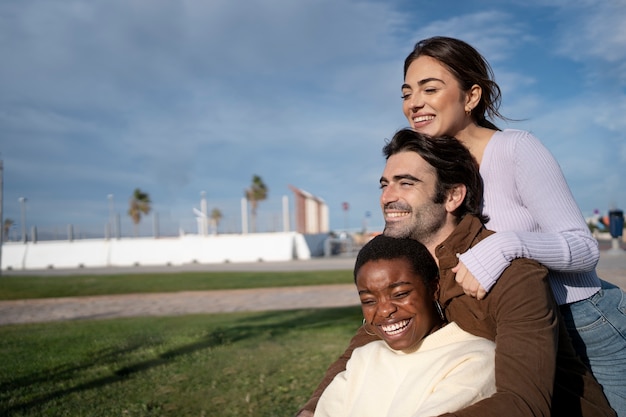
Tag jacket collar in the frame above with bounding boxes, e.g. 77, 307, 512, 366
435, 214, 489, 272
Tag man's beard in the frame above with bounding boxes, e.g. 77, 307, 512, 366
383, 201, 446, 244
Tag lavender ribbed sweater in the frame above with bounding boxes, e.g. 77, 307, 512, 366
457, 129, 601, 305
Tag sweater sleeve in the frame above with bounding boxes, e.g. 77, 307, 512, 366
313, 370, 349, 417
412, 341, 496, 417
458, 131, 599, 292
296, 326, 378, 416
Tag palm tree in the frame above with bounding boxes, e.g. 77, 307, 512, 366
210, 208, 222, 235
2, 218, 14, 241
245, 175, 268, 233
128, 188, 151, 237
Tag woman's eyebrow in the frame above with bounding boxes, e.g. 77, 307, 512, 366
402, 77, 445, 89
418, 77, 445, 86
389, 281, 413, 289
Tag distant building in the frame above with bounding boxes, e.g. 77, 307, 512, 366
289, 185, 329, 234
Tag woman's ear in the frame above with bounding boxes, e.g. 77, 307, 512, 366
432, 280, 441, 301
445, 184, 466, 214
465, 84, 482, 113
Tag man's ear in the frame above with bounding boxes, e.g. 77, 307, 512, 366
445, 184, 466, 214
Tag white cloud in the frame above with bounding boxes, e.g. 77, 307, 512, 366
550, 1, 626, 87
554, 1, 626, 62
406, 10, 535, 63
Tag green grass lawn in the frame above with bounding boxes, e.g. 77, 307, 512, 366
0, 269, 360, 416
0, 270, 353, 300
0, 306, 362, 417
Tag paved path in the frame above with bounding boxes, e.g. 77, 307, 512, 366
0, 285, 360, 325
0, 257, 361, 326
1, 251, 625, 326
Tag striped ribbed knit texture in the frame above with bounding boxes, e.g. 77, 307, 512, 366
457, 129, 601, 305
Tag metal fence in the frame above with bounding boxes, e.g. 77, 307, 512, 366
3, 204, 293, 242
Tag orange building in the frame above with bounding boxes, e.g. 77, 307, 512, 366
289, 185, 329, 234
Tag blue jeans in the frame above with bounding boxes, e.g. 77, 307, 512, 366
560, 279, 626, 416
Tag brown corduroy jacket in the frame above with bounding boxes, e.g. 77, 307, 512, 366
298, 215, 615, 417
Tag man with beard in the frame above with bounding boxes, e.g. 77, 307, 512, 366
297, 129, 614, 417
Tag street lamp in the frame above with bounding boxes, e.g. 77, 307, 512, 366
107, 194, 115, 238
18, 197, 27, 243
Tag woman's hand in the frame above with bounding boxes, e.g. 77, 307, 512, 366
453, 261, 487, 300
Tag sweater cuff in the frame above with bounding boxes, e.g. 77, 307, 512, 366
457, 248, 507, 293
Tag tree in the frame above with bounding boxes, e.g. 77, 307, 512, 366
2, 218, 14, 241
210, 208, 222, 235
245, 175, 268, 233
128, 188, 151, 237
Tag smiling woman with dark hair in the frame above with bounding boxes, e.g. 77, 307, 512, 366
314, 234, 495, 417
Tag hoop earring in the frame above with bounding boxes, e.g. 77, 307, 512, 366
362, 318, 377, 336
435, 301, 445, 321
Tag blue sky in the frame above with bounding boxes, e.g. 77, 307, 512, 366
1, 0, 625, 238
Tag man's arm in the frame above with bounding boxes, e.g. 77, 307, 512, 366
441, 258, 615, 417
440, 259, 558, 417
295, 326, 378, 417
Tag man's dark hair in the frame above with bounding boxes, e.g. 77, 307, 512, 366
382, 128, 488, 223
354, 234, 439, 291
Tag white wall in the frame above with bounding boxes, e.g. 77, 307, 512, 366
1, 232, 311, 271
